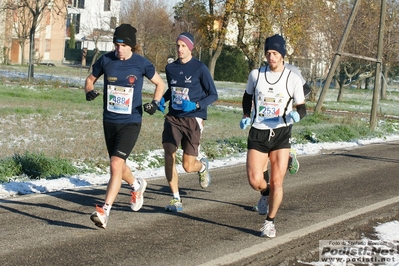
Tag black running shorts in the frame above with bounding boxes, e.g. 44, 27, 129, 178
103, 121, 141, 160
162, 115, 202, 156
247, 125, 292, 153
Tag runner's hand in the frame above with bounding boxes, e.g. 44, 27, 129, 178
158, 97, 166, 113
240, 117, 251, 130
289, 111, 300, 122
181, 100, 196, 112
143, 100, 159, 115
86, 90, 100, 101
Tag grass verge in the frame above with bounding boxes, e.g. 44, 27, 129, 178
0, 64, 399, 182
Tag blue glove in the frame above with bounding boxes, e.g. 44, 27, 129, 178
181, 99, 196, 112
240, 117, 251, 130
289, 111, 300, 122
158, 97, 166, 113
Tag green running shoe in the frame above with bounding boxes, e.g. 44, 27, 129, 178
288, 149, 299, 174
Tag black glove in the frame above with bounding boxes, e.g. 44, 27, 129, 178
86, 90, 100, 101
143, 100, 160, 115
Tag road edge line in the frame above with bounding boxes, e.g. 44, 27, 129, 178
199, 195, 399, 266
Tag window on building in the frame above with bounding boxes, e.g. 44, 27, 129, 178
104, 0, 111, 11
110, 17, 117, 29
46, 11, 51, 25
67, 14, 81, 36
69, 0, 84, 8
45, 39, 51, 52
78, 0, 85, 8
76, 41, 82, 50
75, 14, 81, 34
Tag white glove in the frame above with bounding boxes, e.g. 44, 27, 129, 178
289, 111, 300, 122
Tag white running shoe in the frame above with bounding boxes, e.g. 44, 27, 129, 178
90, 205, 108, 229
198, 158, 211, 189
130, 178, 147, 211
165, 198, 183, 212
260, 220, 276, 238
257, 194, 268, 215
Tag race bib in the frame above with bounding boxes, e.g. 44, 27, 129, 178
256, 94, 284, 122
171, 86, 189, 110
107, 85, 134, 114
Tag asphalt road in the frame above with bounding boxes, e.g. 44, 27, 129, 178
1, 141, 399, 266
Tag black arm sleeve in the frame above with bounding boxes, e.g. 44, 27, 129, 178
163, 88, 171, 102
296, 103, 306, 119
242, 91, 253, 116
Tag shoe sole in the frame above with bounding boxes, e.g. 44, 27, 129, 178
257, 197, 268, 215
288, 150, 299, 174
261, 232, 276, 238
165, 206, 183, 212
252, 205, 267, 215
289, 160, 299, 174
90, 214, 106, 229
200, 175, 211, 189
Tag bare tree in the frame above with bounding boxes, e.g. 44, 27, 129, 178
327, 0, 387, 102
173, 0, 235, 77
1, 0, 66, 80
120, 0, 174, 70
10, 5, 31, 65
234, 0, 314, 71
380, 0, 399, 99
202, 0, 235, 78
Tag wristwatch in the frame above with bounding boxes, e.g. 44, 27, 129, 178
196, 102, 200, 110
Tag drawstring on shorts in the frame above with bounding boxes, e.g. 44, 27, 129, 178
268, 129, 275, 141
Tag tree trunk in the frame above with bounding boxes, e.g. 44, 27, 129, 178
207, 43, 223, 78
89, 48, 100, 73
28, 28, 35, 80
19, 42, 25, 65
337, 84, 345, 101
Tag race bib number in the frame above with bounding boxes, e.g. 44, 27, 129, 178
171, 87, 189, 110
256, 94, 284, 122
107, 85, 134, 114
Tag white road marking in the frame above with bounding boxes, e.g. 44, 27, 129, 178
198, 195, 399, 266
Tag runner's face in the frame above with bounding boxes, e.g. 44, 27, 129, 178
114, 43, 133, 60
176, 40, 192, 60
265, 50, 284, 71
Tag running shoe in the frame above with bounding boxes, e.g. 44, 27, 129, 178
130, 178, 147, 211
257, 194, 268, 215
165, 198, 183, 212
260, 220, 276, 238
90, 205, 108, 229
288, 149, 299, 174
198, 158, 211, 188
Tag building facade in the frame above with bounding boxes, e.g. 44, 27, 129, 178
66, 0, 120, 52
4, 0, 66, 65
1, 0, 120, 66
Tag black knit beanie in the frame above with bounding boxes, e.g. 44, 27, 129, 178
113, 24, 137, 48
264, 34, 286, 58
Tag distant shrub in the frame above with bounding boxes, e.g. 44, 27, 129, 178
0, 152, 81, 182
0, 157, 22, 182
214, 46, 249, 83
